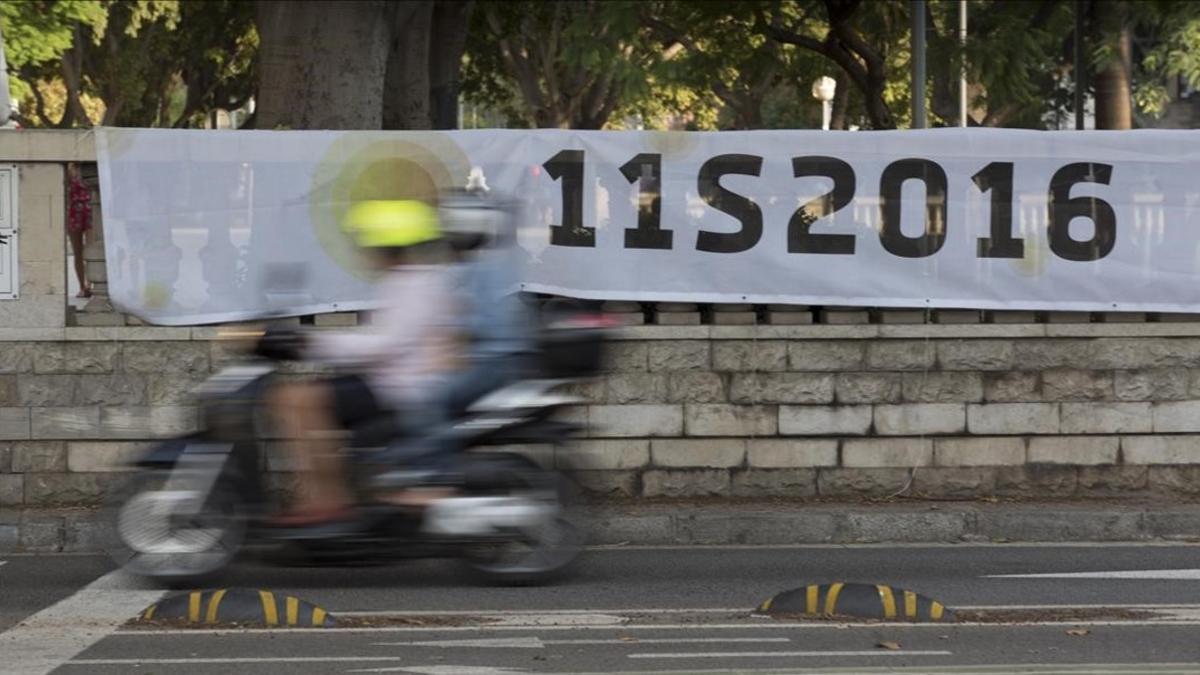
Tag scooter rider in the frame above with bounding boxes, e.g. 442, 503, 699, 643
372, 179, 541, 507
261, 199, 462, 527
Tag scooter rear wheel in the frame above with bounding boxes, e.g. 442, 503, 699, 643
459, 454, 585, 585
465, 512, 584, 586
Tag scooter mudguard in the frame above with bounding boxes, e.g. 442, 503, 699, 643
134, 434, 205, 469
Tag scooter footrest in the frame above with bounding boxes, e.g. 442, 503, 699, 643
268, 519, 364, 541
371, 469, 445, 490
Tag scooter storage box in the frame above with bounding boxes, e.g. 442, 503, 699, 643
538, 327, 606, 378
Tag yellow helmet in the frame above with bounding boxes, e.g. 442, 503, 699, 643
342, 200, 442, 249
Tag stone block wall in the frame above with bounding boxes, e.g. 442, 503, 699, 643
556, 325, 1200, 500
0, 337, 201, 511
7, 325, 1200, 531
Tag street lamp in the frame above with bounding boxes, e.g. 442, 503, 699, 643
812, 76, 837, 130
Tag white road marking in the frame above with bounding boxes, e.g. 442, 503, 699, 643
552, 637, 791, 645
373, 637, 791, 648
335, 603, 1200, 619
490, 613, 624, 626
345, 662, 528, 667
627, 650, 954, 659
71, 657, 412, 665
376, 637, 543, 649
1, 569, 165, 675
69, 652, 957, 667
112, 617, 1200, 636
987, 569, 1200, 580
362, 666, 1200, 675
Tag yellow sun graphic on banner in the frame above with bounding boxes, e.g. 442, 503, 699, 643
308, 132, 472, 278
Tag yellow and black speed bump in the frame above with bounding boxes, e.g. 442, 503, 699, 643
139, 588, 335, 627
756, 582, 953, 622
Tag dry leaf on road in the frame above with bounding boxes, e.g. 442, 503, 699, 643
877, 641, 902, 650
1066, 629, 1090, 636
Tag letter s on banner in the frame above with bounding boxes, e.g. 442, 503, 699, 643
696, 154, 764, 254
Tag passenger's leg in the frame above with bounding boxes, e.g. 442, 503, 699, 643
380, 363, 519, 508
267, 380, 354, 522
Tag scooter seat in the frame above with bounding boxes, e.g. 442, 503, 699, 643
350, 413, 400, 448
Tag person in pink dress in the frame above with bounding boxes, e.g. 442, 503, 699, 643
66, 162, 92, 298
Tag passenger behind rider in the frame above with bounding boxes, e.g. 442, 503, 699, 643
263, 199, 462, 527
436, 179, 538, 418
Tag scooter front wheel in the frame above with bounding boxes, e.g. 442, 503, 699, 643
106, 470, 246, 588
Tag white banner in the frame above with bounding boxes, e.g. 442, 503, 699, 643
96, 127, 1200, 325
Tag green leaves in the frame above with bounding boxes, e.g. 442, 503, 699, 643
6, 0, 1197, 131
0, 0, 106, 99
464, 0, 670, 128
3, 0, 254, 127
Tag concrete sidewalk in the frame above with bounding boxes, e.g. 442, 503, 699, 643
5, 499, 1200, 552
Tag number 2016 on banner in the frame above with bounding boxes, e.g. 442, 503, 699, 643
543, 150, 1116, 263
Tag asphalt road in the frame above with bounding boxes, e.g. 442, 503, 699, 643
0, 555, 112, 633
7, 544, 1200, 674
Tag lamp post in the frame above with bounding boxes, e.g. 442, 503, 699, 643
912, 0, 927, 129
812, 76, 837, 130
959, 0, 968, 127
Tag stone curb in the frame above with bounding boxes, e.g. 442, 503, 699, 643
583, 501, 1200, 546
5, 502, 1200, 552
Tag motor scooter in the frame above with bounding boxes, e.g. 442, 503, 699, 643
108, 309, 611, 588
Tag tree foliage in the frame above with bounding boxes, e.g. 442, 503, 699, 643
0, 0, 106, 122
926, 0, 1074, 128
645, 0, 833, 130
1, 0, 255, 128
8, 0, 1200, 131
463, 0, 669, 129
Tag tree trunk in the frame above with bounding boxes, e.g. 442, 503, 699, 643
824, 0, 895, 130
255, 0, 389, 130
429, 1, 473, 129
1093, 1, 1132, 130
59, 27, 89, 127
533, 107, 570, 129
731, 98, 763, 130
382, 1, 434, 130
830, 70, 850, 129
860, 73, 894, 129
